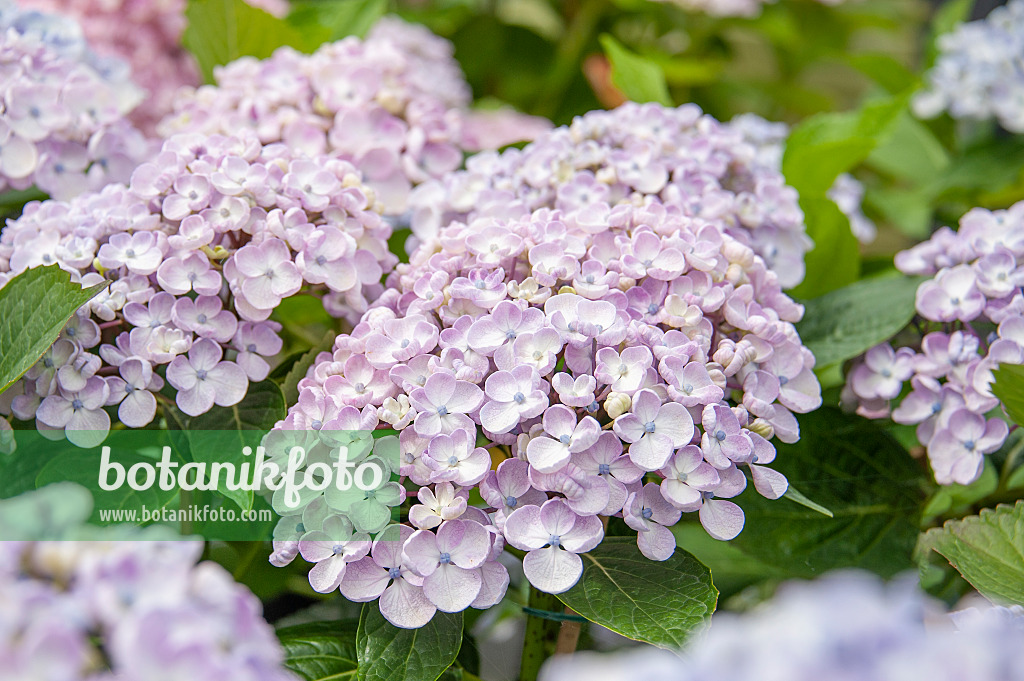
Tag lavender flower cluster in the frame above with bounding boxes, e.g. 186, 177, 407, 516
914, 0, 1024, 134
14, 0, 201, 133
158, 17, 548, 217
845, 202, 1024, 485
270, 193, 822, 627
409, 103, 814, 288
0, 489, 290, 681
541, 572, 1024, 681
0, 130, 395, 446
0, 0, 152, 199
652, 0, 853, 19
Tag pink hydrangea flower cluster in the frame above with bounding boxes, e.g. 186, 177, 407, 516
0, 130, 395, 446
270, 199, 822, 628
409, 103, 813, 288
158, 16, 548, 217
0, 537, 291, 680
15, 0, 200, 133
0, 1, 153, 199
844, 203, 1024, 485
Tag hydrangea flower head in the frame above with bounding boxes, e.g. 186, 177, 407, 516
410, 103, 821, 287
272, 198, 822, 626
0, 0, 152, 198
158, 16, 549, 216
845, 201, 1024, 485
0, 129, 395, 442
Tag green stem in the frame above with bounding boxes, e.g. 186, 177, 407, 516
533, 0, 607, 119
520, 587, 561, 681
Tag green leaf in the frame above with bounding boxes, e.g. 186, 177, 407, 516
356, 603, 462, 681
782, 93, 908, 198
992, 364, 1024, 427
555, 537, 717, 649
796, 274, 924, 369
923, 502, 1024, 606
866, 112, 949, 183
165, 379, 286, 511
846, 53, 919, 95
278, 620, 360, 681
0, 265, 105, 395
280, 331, 337, 406
598, 34, 672, 107
789, 197, 861, 299
923, 459, 999, 519
183, 0, 313, 83
733, 408, 927, 578
288, 0, 387, 41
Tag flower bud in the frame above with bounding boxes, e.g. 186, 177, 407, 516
748, 418, 774, 440
605, 392, 631, 419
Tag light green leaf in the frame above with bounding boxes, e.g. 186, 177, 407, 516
784, 485, 834, 518
783, 93, 909, 198
733, 408, 926, 578
0, 265, 105, 395
992, 364, 1024, 427
288, 0, 387, 41
598, 34, 672, 107
796, 274, 924, 369
356, 603, 462, 681
789, 197, 861, 299
866, 112, 949, 183
555, 537, 717, 649
183, 0, 313, 83
279, 620, 360, 681
923, 502, 1024, 606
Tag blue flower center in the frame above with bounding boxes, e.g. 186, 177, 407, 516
598, 463, 611, 475
513, 392, 525, 404
647, 303, 659, 314
779, 376, 789, 386
71, 399, 83, 410
196, 313, 208, 324
247, 343, 258, 352
196, 369, 208, 380
332, 544, 346, 555
715, 430, 726, 441
437, 405, 449, 416
295, 522, 305, 533
448, 455, 459, 466
506, 330, 517, 340
311, 419, 323, 430
388, 566, 402, 580
439, 552, 452, 565
642, 508, 653, 520
505, 495, 518, 508
931, 402, 943, 414
964, 440, 976, 451
586, 400, 600, 413
547, 535, 561, 548
683, 384, 693, 394
644, 421, 656, 433
316, 255, 327, 266
559, 434, 571, 445
400, 338, 411, 348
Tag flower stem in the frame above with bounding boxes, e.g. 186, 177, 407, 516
520, 587, 562, 681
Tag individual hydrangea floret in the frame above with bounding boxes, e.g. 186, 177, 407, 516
270, 199, 822, 627
539, 572, 1024, 681
158, 16, 550, 216
914, 0, 1024, 133
844, 201, 1024, 485
409, 103, 818, 288
0, 130, 395, 445
0, 0, 153, 199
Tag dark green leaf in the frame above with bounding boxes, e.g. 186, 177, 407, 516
183, 0, 313, 83
280, 331, 337, 406
279, 620, 360, 681
598, 34, 672, 107
165, 379, 286, 511
922, 502, 1024, 606
356, 603, 462, 681
733, 408, 927, 578
288, 0, 387, 41
556, 537, 717, 649
796, 274, 924, 368
992, 364, 1024, 427
0, 265, 105, 394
